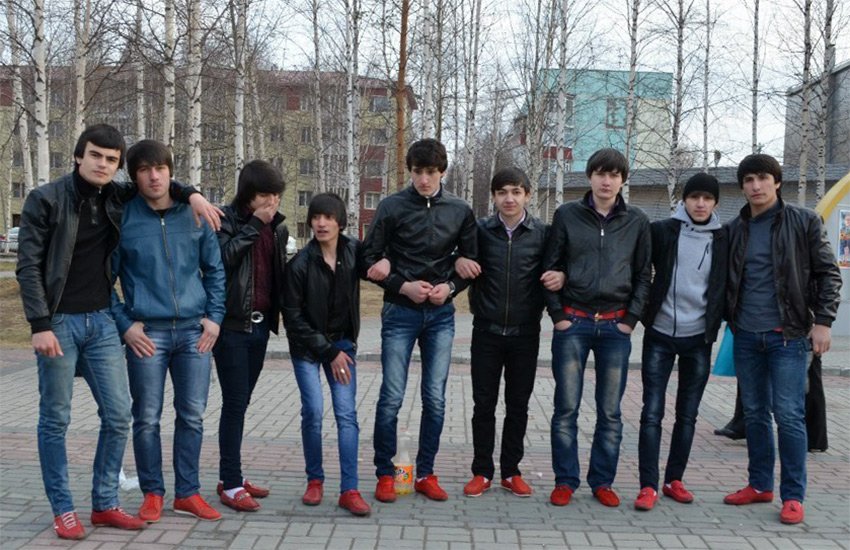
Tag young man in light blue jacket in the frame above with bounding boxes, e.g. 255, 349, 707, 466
111, 140, 225, 523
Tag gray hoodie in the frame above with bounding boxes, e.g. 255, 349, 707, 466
652, 201, 722, 338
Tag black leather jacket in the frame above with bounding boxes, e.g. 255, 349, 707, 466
544, 191, 652, 328
457, 213, 549, 336
642, 217, 728, 343
282, 235, 361, 362
361, 184, 478, 309
16, 172, 195, 332
726, 198, 842, 338
217, 205, 289, 334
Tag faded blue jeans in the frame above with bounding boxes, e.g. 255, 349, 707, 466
37, 310, 131, 515
127, 323, 212, 499
734, 329, 809, 502
292, 339, 360, 493
373, 302, 455, 478
550, 318, 631, 491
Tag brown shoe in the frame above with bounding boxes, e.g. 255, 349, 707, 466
220, 488, 260, 512
338, 490, 371, 516
302, 479, 323, 506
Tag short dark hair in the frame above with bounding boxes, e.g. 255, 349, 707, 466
234, 160, 286, 210
585, 148, 629, 181
126, 140, 173, 182
74, 124, 126, 168
307, 192, 347, 230
736, 153, 782, 188
491, 167, 531, 194
406, 138, 448, 172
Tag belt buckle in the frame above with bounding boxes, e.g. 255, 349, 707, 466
593, 311, 601, 322
250, 311, 264, 324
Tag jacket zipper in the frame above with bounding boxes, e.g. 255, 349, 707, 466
503, 233, 513, 334
160, 215, 180, 320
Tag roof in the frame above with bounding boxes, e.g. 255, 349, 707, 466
786, 58, 850, 95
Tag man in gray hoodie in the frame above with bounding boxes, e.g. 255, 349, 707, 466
634, 173, 727, 511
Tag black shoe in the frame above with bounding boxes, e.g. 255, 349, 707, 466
714, 425, 745, 440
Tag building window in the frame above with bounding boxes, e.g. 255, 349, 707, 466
299, 158, 315, 176
12, 182, 25, 198
606, 98, 627, 129
370, 128, 388, 144
369, 96, 390, 112
363, 160, 383, 178
364, 192, 381, 209
297, 222, 310, 239
48, 121, 64, 139
299, 95, 310, 111
204, 122, 227, 141
50, 152, 64, 169
300, 127, 314, 144
298, 190, 313, 207
269, 125, 284, 142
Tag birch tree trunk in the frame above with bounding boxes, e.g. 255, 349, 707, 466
232, 0, 247, 192
163, 0, 176, 147
797, 0, 812, 207
663, 0, 689, 211
554, 0, 568, 206
420, 0, 436, 138
750, 0, 759, 152
815, 0, 834, 202
33, 0, 50, 185
311, 0, 326, 192
345, 0, 361, 235
249, 63, 264, 159
6, 0, 33, 194
73, 0, 90, 140
462, 0, 483, 208
396, 0, 410, 190
188, 0, 203, 188
135, 0, 145, 140
624, 0, 640, 182
701, 0, 710, 170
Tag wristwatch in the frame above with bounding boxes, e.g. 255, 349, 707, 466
447, 281, 456, 296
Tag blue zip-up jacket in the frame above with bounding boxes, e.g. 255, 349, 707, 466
110, 194, 225, 335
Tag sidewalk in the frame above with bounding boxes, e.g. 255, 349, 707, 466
1, 328, 848, 549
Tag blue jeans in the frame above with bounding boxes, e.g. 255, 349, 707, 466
373, 302, 455, 478
734, 329, 809, 502
638, 328, 711, 490
37, 310, 131, 515
292, 340, 360, 493
213, 321, 270, 490
127, 324, 212, 498
550, 318, 631, 490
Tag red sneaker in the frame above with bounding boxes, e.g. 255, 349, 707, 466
550, 485, 573, 506
220, 488, 260, 512
90, 507, 146, 530
723, 485, 774, 505
138, 493, 164, 522
339, 489, 371, 516
634, 487, 658, 511
663, 480, 694, 504
780, 500, 804, 524
302, 479, 323, 506
414, 475, 448, 501
216, 480, 270, 498
594, 486, 621, 507
173, 494, 222, 521
463, 475, 491, 497
501, 476, 533, 497
375, 475, 397, 503
53, 511, 86, 540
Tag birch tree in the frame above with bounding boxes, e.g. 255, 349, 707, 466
815, 0, 834, 201
345, 0, 362, 234
163, 0, 176, 147
6, 0, 33, 195
750, 0, 760, 152
623, 0, 642, 194
419, 0, 436, 138
461, 0, 483, 208
73, 0, 91, 139
701, 0, 711, 170
232, 0, 247, 191
33, 0, 49, 185
134, 0, 145, 140
395, 0, 409, 190
310, 0, 327, 192
188, 0, 203, 187
796, 0, 813, 207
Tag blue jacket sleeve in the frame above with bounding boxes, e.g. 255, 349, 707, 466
200, 221, 226, 324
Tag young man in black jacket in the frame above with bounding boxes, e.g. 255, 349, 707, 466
15, 124, 219, 540
723, 154, 841, 525
543, 148, 652, 508
362, 138, 478, 503
634, 173, 727, 511
455, 168, 564, 498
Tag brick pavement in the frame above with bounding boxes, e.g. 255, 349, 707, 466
1, 344, 848, 549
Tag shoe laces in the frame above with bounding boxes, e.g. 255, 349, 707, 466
58, 512, 79, 529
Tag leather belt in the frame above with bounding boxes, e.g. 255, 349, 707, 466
563, 306, 627, 321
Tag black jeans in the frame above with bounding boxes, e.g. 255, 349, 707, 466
213, 321, 270, 489
470, 328, 539, 480
638, 328, 711, 490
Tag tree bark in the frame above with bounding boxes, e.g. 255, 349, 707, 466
163, 0, 176, 147
33, 0, 49, 185
188, 0, 203, 188
797, 0, 812, 207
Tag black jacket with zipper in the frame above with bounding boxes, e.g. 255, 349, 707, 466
543, 191, 652, 328
456, 213, 549, 336
642, 216, 728, 343
217, 205, 289, 334
282, 235, 361, 362
726, 197, 842, 338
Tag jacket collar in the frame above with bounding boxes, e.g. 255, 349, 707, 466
739, 195, 784, 221
405, 183, 444, 203
69, 168, 114, 211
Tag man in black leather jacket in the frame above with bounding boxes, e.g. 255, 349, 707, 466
15, 124, 219, 540
722, 154, 841, 525
454, 167, 564, 499
362, 138, 477, 503
543, 148, 652, 508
